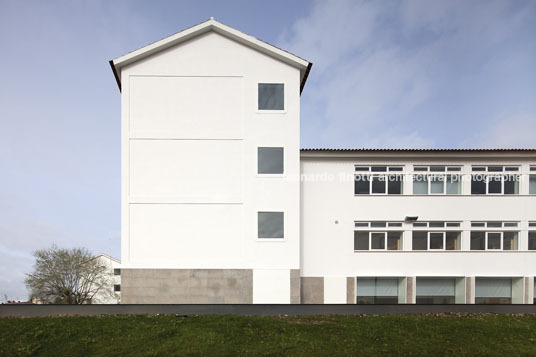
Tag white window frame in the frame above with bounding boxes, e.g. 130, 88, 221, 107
411, 227, 461, 251
428, 232, 446, 251
354, 166, 404, 195
471, 166, 520, 195
470, 229, 519, 251
412, 166, 462, 195
354, 224, 404, 251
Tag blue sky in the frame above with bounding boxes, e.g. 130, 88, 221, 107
0, 0, 535, 300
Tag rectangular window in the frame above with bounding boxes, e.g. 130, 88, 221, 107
354, 169, 403, 195
416, 278, 456, 304
114, 284, 121, 292
258, 212, 284, 239
113, 268, 121, 276
471, 175, 487, 194
530, 175, 536, 195
470, 231, 518, 251
258, 83, 284, 110
356, 278, 399, 304
471, 172, 519, 195
412, 231, 460, 250
529, 232, 536, 250
354, 231, 402, 251
257, 147, 284, 174
413, 175, 428, 194
475, 278, 512, 304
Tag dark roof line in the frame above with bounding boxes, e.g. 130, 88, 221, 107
301, 148, 536, 152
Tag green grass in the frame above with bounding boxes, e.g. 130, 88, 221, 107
1, 314, 536, 356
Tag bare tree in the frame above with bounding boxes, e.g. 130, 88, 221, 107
25, 245, 113, 304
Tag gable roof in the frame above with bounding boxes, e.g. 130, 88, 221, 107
109, 18, 312, 93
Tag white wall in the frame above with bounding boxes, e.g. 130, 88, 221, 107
91, 255, 120, 304
300, 155, 536, 282
253, 269, 290, 303
120, 31, 302, 284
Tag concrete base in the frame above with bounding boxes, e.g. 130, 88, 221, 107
121, 269, 253, 304
300, 277, 324, 304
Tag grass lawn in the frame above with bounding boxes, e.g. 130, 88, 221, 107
1, 313, 536, 356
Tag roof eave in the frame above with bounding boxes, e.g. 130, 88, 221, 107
109, 19, 311, 93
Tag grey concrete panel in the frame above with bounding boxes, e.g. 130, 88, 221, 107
301, 277, 324, 304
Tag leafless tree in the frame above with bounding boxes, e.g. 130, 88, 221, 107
25, 245, 113, 304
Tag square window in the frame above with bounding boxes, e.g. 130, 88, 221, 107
258, 147, 284, 174
258, 212, 284, 238
446, 232, 460, 250
470, 231, 485, 250
258, 83, 284, 110
354, 231, 369, 250
354, 175, 370, 194
113, 268, 121, 276
471, 175, 486, 194
371, 232, 386, 250
114, 284, 121, 292
412, 231, 428, 250
446, 175, 461, 194
487, 232, 501, 249
429, 232, 444, 249
387, 175, 402, 194
430, 175, 444, 194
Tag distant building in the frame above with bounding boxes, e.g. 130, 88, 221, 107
109, 18, 536, 304
91, 254, 121, 304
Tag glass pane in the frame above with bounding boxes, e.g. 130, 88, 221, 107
487, 232, 501, 249
375, 279, 399, 296
412, 231, 428, 250
356, 278, 375, 296
504, 175, 519, 194
470, 231, 485, 250
371, 222, 386, 228
471, 175, 486, 194
387, 232, 402, 250
354, 231, 369, 250
446, 175, 461, 194
488, 175, 502, 194
258, 83, 284, 110
475, 278, 511, 298
257, 147, 284, 174
429, 232, 444, 249
430, 166, 446, 172
258, 212, 284, 238
530, 175, 536, 195
416, 278, 455, 296
529, 232, 536, 250
387, 175, 402, 194
371, 166, 387, 172
430, 175, 445, 194
371, 232, 386, 249
503, 232, 518, 250
488, 166, 503, 172
354, 175, 370, 194
487, 221, 502, 228
429, 221, 445, 228
413, 175, 428, 194
371, 176, 386, 194
446, 232, 460, 250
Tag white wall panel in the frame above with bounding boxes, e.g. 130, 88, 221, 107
130, 139, 242, 200
253, 269, 290, 303
324, 277, 347, 304
130, 76, 243, 138
129, 204, 244, 265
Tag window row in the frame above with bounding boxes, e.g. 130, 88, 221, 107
356, 277, 522, 304
354, 230, 536, 251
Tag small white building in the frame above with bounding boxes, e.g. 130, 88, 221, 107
91, 254, 121, 304
109, 18, 536, 304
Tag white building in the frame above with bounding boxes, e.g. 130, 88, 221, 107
110, 18, 536, 304
91, 254, 121, 304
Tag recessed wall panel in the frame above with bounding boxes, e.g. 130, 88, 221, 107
130, 76, 243, 138
130, 139, 242, 200
129, 203, 244, 264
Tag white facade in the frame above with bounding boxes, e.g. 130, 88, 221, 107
111, 19, 309, 304
111, 19, 536, 304
301, 151, 536, 304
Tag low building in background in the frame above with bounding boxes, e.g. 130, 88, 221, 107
91, 254, 121, 304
